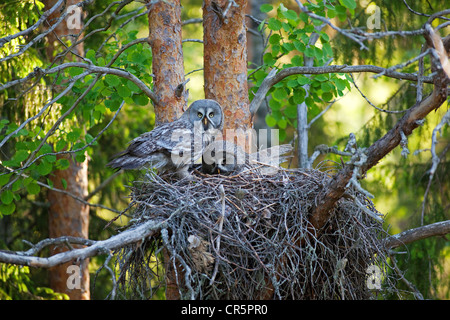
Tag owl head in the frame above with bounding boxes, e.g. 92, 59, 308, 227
182, 99, 223, 131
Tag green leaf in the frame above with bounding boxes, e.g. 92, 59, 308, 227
37, 161, 52, 176
67, 131, 80, 143
117, 85, 131, 98
334, 78, 348, 91
282, 9, 298, 21
297, 76, 310, 85
322, 42, 333, 57
293, 88, 306, 104
46, 178, 54, 189
258, 19, 265, 32
277, 118, 287, 129
315, 74, 329, 82
55, 139, 67, 152
265, 114, 277, 127
339, 0, 356, 10
263, 52, 276, 65
268, 98, 281, 111
26, 182, 40, 195
272, 88, 287, 101
105, 75, 120, 87
320, 32, 330, 42
126, 80, 140, 92
105, 98, 122, 111
287, 79, 299, 88
13, 150, 29, 163
284, 105, 297, 119
75, 152, 86, 163
56, 158, 70, 170
282, 42, 295, 52
85, 49, 96, 63
322, 91, 334, 101
293, 40, 305, 52
0, 202, 15, 216
327, 7, 337, 19
0, 173, 12, 187
269, 34, 281, 45
321, 82, 333, 92
260, 4, 273, 13
1, 190, 13, 205
268, 18, 282, 31
38, 143, 53, 156
304, 47, 315, 58
132, 94, 149, 106
85, 133, 97, 146
61, 178, 67, 190
68, 67, 83, 77
291, 55, 303, 66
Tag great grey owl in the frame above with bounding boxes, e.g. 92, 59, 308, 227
108, 99, 223, 178
202, 140, 292, 175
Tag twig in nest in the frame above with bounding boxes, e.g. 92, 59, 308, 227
209, 185, 226, 285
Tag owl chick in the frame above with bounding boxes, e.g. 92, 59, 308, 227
108, 99, 223, 178
202, 140, 292, 175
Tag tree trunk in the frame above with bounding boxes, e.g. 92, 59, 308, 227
147, 0, 187, 299
48, 155, 90, 300
148, 0, 187, 124
203, 0, 252, 150
44, 0, 90, 300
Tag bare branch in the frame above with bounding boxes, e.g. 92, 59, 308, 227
0, 217, 166, 268
249, 64, 434, 117
0, 62, 157, 103
295, 0, 368, 50
384, 220, 450, 249
308, 21, 450, 231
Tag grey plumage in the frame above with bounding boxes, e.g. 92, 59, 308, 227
202, 140, 293, 175
108, 99, 223, 178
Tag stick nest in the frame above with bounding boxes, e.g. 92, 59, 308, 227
114, 165, 394, 300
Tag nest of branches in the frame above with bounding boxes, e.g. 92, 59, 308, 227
114, 165, 395, 300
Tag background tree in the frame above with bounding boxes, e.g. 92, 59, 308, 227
0, 0, 449, 300
43, 0, 90, 300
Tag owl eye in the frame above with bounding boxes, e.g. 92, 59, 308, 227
197, 112, 203, 118
209, 112, 214, 118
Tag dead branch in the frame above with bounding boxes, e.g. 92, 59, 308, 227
249, 64, 435, 117
0, 216, 167, 268
385, 220, 450, 249
308, 23, 450, 232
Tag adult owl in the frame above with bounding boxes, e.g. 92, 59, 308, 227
202, 140, 292, 175
108, 99, 223, 178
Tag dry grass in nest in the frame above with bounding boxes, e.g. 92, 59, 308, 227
113, 164, 396, 300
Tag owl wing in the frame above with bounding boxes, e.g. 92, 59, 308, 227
107, 119, 192, 170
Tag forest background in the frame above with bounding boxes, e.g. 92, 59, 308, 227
0, 0, 448, 300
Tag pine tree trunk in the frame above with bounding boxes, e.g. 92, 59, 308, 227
44, 0, 90, 300
203, 0, 252, 149
48, 155, 90, 300
147, 0, 187, 299
148, 0, 187, 124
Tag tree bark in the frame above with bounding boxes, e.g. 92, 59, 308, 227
203, 0, 252, 144
384, 220, 450, 249
148, 0, 187, 124
44, 0, 90, 300
48, 154, 89, 300
147, 0, 187, 299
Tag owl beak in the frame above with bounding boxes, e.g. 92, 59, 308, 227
203, 117, 208, 130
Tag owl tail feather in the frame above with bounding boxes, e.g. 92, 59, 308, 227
107, 154, 146, 170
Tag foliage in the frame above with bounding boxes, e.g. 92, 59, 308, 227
0, 264, 67, 300
0, 0, 155, 298
249, 1, 353, 142
0, 0, 448, 299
